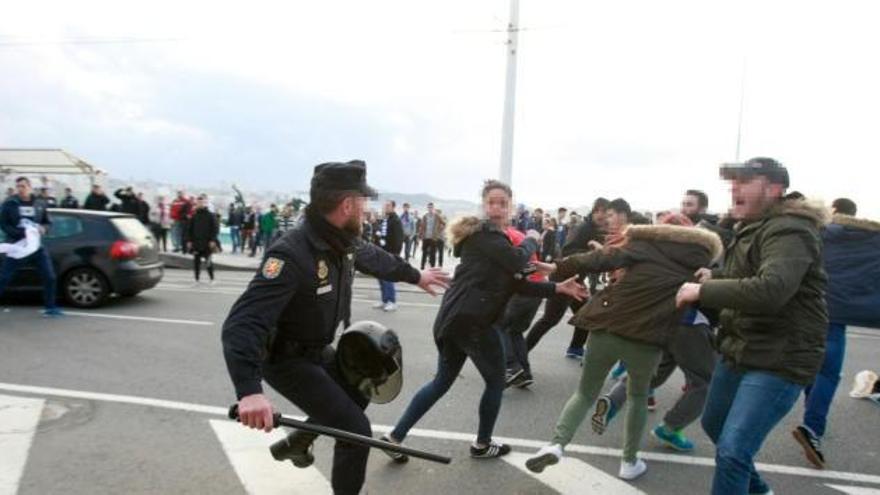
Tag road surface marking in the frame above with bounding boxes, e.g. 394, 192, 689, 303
0, 394, 45, 495
62, 311, 214, 326
827, 485, 880, 494
503, 452, 645, 494
1, 382, 879, 486
210, 420, 332, 495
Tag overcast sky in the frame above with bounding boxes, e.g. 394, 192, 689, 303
2, 1, 879, 215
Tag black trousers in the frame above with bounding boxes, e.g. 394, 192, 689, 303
498, 294, 543, 375
525, 292, 586, 351
264, 351, 370, 495
420, 239, 438, 269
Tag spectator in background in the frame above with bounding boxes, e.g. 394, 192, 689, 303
273, 204, 296, 242
556, 207, 569, 250
136, 192, 151, 225
4, 187, 14, 199
60, 188, 79, 209
373, 200, 404, 312
515, 204, 531, 233
170, 190, 190, 252
186, 194, 219, 285
227, 203, 243, 254
400, 202, 417, 263
418, 202, 445, 269
259, 204, 278, 252
241, 206, 257, 257
150, 196, 171, 252
541, 217, 559, 262
436, 209, 448, 268
39, 187, 57, 208
114, 187, 140, 216
531, 208, 545, 233
84, 184, 110, 211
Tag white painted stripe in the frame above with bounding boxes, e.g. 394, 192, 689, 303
2, 382, 880, 486
503, 451, 645, 494
827, 484, 880, 494
62, 311, 214, 326
210, 420, 332, 495
0, 394, 45, 495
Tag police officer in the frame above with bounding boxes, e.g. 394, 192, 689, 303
222, 160, 449, 495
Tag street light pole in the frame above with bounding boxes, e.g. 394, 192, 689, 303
499, 0, 519, 185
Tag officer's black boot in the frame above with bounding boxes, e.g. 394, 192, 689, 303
270, 430, 318, 468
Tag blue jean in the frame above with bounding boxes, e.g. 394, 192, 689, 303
0, 247, 58, 310
171, 221, 184, 251
229, 226, 241, 253
379, 279, 396, 304
701, 361, 803, 495
391, 327, 506, 444
803, 322, 845, 437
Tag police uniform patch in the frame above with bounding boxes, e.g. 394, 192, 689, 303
262, 257, 285, 279
317, 260, 329, 281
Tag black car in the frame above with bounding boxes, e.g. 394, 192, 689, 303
0, 209, 164, 308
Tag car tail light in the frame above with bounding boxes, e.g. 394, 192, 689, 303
110, 240, 140, 261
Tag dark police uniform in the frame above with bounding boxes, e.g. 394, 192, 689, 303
222, 162, 422, 495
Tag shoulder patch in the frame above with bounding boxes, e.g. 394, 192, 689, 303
262, 257, 285, 279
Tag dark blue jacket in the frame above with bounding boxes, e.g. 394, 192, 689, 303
824, 215, 880, 328
0, 195, 51, 242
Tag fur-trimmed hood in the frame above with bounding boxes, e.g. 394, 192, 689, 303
831, 214, 880, 232
625, 224, 724, 262
765, 198, 829, 228
447, 216, 491, 246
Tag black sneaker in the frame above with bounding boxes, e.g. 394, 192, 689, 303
380, 434, 409, 464
505, 369, 526, 389
470, 441, 512, 459
516, 372, 535, 389
792, 425, 825, 469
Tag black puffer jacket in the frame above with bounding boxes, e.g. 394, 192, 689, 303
187, 208, 219, 253
433, 217, 557, 341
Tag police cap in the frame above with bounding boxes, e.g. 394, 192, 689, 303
311, 160, 378, 199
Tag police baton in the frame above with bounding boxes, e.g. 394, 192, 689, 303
228, 405, 452, 465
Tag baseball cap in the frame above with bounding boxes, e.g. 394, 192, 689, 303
720, 157, 790, 188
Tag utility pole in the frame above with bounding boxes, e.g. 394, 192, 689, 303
735, 59, 747, 161
498, 0, 519, 185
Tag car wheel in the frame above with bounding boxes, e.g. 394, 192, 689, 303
64, 267, 109, 308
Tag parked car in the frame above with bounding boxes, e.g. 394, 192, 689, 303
0, 209, 164, 308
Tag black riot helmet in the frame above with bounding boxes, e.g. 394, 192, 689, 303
336, 321, 403, 404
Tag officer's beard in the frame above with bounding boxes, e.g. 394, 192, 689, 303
344, 212, 362, 237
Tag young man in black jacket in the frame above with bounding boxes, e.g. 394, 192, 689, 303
186, 195, 219, 285
373, 200, 404, 312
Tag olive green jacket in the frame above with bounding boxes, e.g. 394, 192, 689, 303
557, 225, 722, 347
700, 199, 829, 385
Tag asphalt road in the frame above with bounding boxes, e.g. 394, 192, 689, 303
1, 268, 879, 495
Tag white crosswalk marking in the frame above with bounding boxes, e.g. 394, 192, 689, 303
0, 394, 45, 495
827, 485, 880, 495
209, 420, 332, 495
503, 451, 646, 495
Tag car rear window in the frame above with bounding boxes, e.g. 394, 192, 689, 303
45, 215, 84, 239
111, 217, 152, 242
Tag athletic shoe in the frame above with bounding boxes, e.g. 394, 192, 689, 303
383, 302, 397, 312
618, 458, 647, 480
525, 444, 563, 473
749, 488, 775, 495
610, 362, 627, 381
505, 369, 526, 389
470, 441, 511, 459
792, 425, 825, 469
372, 302, 385, 309
647, 392, 657, 412
379, 434, 409, 464
42, 307, 65, 318
516, 372, 535, 389
591, 396, 617, 435
651, 424, 694, 452
565, 346, 584, 360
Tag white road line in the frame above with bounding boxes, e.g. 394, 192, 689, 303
62, 311, 214, 326
210, 420, 332, 495
503, 452, 645, 494
0, 394, 45, 495
827, 484, 880, 494
1, 382, 879, 486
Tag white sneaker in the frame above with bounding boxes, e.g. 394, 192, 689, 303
372, 302, 385, 309
525, 444, 563, 473
383, 302, 397, 312
191, 281, 203, 288
618, 458, 647, 480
